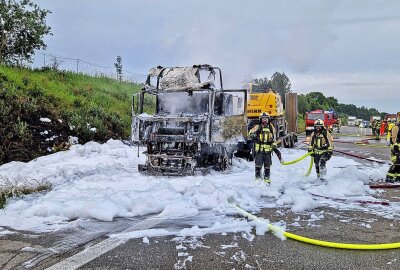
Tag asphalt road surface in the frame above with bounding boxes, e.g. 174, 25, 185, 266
1, 126, 399, 270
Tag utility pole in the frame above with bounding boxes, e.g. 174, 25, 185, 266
114, 56, 123, 82
76, 59, 79, 73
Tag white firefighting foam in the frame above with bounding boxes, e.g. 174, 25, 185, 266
0, 140, 393, 236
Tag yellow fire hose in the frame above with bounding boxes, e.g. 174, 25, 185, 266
230, 203, 400, 250
280, 152, 314, 177
280, 152, 311, 165
306, 156, 313, 176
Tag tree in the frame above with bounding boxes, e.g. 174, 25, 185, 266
270, 72, 291, 107
300, 91, 382, 120
114, 55, 123, 82
305, 92, 329, 111
251, 76, 271, 92
297, 94, 309, 115
326, 96, 338, 109
0, 0, 52, 65
251, 72, 292, 108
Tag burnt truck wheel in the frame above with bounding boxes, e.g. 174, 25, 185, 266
289, 135, 295, 148
219, 156, 229, 171
283, 137, 288, 148
138, 164, 147, 173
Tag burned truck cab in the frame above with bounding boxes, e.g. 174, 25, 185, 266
131, 65, 247, 176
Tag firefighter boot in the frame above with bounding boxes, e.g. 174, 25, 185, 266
320, 160, 327, 179
393, 169, 400, 182
315, 164, 320, 179
264, 168, 271, 186
386, 173, 395, 183
255, 166, 262, 181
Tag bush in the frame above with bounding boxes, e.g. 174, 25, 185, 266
13, 118, 29, 138
27, 86, 44, 98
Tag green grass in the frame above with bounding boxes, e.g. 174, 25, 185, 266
0, 64, 149, 164
0, 65, 141, 134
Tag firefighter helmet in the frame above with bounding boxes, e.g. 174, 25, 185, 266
314, 119, 324, 128
259, 112, 270, 124
314, 119, 324, 132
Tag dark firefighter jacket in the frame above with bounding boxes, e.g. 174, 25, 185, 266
249, 124, 277, 153
308, 130, 334, 153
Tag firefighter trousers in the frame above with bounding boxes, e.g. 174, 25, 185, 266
314, 152, 332, 177
387, 147, 400, 182
255, 151, 272, 179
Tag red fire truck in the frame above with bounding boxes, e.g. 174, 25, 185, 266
305, 109, 338, 135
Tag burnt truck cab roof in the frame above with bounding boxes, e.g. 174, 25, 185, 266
144, 64, 223, 93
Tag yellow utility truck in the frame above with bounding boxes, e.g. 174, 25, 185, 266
235, 88, 298, 160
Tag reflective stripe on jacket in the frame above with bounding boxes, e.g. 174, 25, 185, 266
309, 130, 333, 151
249, 125, 276, 153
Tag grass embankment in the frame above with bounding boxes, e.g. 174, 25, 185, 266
0, 65, 148, 165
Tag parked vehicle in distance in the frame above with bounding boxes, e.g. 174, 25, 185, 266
356, 119, 363, 128
305, 109, 338, 135
348, 116, 356, 127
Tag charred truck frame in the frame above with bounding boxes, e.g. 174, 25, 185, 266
131, 65, 247, 176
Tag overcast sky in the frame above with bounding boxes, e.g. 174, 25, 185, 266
34, 0, 399, 113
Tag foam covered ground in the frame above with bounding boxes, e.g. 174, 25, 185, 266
0, 140, 394, 236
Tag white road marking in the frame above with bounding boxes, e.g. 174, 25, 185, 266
45, 218, 165, 270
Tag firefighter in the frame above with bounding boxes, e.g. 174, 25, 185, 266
381, 119, 387, 137
373, 119, 381, 139
336, 118, 341, 133
308, 119, 334, 179
249, 112, 282, 185
386, 119, 400, 182
371, 120, 377, 136
387, 118, 395, 144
